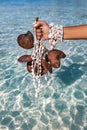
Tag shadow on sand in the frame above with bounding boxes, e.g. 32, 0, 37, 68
55, 63, 87, 86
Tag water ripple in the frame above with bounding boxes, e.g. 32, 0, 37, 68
0, 0, 87, 130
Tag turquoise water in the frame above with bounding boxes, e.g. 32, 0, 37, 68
0, 0, 87, 130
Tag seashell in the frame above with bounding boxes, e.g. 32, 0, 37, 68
27, 59, 52, 75
18, 55, 32, 62
17, 31, 34, 49
48, 49, 66, 68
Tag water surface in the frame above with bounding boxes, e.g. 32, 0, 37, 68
0, 0, 87, 130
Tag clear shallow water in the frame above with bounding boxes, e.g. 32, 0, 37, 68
0, 0, 87, 130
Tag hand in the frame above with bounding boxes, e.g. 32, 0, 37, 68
34, 20, 50, 40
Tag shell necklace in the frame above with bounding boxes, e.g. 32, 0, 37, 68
31, 18, 46, 97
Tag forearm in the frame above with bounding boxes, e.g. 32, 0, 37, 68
63, 24, 87, 40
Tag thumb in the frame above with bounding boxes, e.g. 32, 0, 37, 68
33, 21, 45, 28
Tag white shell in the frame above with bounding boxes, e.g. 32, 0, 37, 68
48, 23, 63, 49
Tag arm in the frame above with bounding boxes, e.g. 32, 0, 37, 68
34, 21, 87, 40
63, 24, 87, 40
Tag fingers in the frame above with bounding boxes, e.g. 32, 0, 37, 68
33, 20, 49, 40
34, 21, 46, 28
36, 28, 43, 40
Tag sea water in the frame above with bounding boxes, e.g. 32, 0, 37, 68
0, 0, 87, 130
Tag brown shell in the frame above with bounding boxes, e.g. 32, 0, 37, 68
48, 49, 66, 59
48, 49, 66, 68
17, 31, 34, 49
27, 59, 52, 75
18, 55, 32, 62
